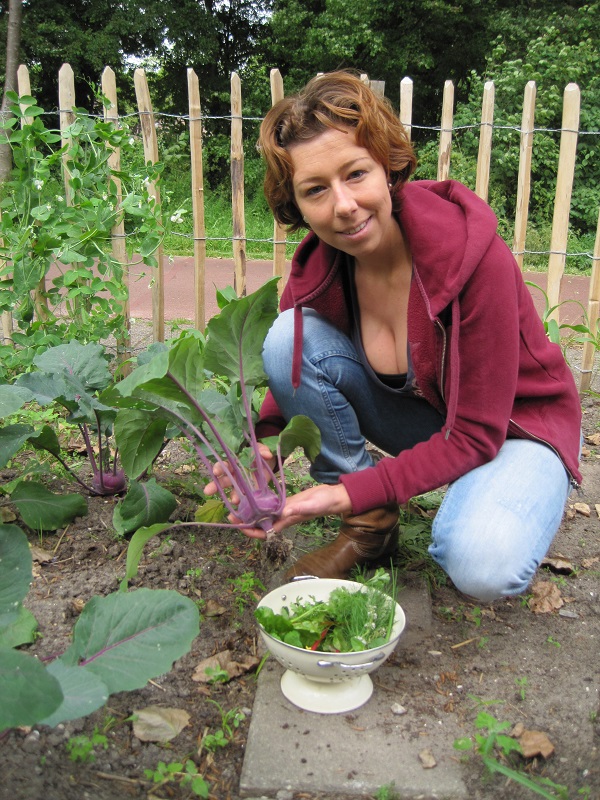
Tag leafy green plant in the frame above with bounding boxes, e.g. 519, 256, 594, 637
228, 571, 266, 614
0, 92, 174, 378
201, 700, 246, 753
65, 728, 108, 763
108, 282, 321, 585
0, 523, 200, 732
144, 759, 209, 798
0, 340, 131, 499
454, 711, 569, 798
515, 676, 528, 701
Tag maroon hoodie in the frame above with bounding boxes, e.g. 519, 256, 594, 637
256, 180, 582, 514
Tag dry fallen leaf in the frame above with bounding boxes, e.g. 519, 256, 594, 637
528, 581, 564, 613
30, 545, 53, 564
132, 705, 190, 742
418, 748, 437, 769
585, 433, 600, 446
582, 556, 600, 569
204, 599, 227, 617
517, 729, 555, 759
573, 502, 591, 517
192, 649, 260, 683
541, 555, 574, 574
0, 507, 17, 523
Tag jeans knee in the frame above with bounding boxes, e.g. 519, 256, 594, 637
440, 549, 536, 603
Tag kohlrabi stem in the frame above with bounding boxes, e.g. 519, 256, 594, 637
79, 423, 98, 474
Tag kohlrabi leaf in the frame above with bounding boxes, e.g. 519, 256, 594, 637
166, 335, 206, 401
33, 341, 112, 392
0, 423, 34, 468
0, 647, 64, 730
112, 478, 177, 536
28, 425, 62, 458
276, 415, 321, 463
204, 277, 279, 387
0, 384, 33, 417
112, 348, 170, 397
194, 497, 227, 523
114, 408, 168, 479
0, 605, 38, 648
39, 660, 109, 727
11, 481, 88, 531
60, 588, 200, 694
120, 524, 173, 590
0, 525, 32, 628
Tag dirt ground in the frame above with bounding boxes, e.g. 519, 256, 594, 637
1, 367, 599, 800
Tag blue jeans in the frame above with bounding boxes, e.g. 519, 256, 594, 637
263, 308, 573, 602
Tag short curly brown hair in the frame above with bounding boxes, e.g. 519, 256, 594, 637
258, 70, 417, 233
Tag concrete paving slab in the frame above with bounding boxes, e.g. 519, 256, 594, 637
240, 583, 467, 799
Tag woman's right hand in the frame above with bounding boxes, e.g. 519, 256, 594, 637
203, 443, 276, 507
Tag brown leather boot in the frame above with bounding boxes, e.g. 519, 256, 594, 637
284, 503, 400, 581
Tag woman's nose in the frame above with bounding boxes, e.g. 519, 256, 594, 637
332, 184, 357, 216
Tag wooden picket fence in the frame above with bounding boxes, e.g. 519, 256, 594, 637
2, 64, 600, 390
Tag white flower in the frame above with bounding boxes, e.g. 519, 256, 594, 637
129, 137, 134, 146
33, 179, 44, 191
170, 212, 183, 224
56, 195, 64, 202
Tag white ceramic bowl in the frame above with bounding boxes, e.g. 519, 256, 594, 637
256, 577, 406, 714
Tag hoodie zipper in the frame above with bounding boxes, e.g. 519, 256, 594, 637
508, 418, 580, 490
435, 318, 447, 402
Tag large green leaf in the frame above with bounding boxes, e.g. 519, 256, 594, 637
0, 605, 38, 648
120, 523, 173, 590
0, 384, 33, 417
113, 478, 178, 536
0, 525, 32, 629
0, 647, 64, 730
276, 414, 322, 463
39, 660, 109, 727
113, 348, 170, 397
60, 588, 200, 694
166, 334, 206, 401
11, 481, 88, 531
14, 372, 65, 406
204, 277, 279, 387
0, 423, 34, 468
33, 340, 112, 392
113, 408, 168, 479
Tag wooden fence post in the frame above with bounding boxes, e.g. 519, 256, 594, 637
475, 81, 495, 202
230, 72, 246, 296
547, 83, 580, 321
134, 68, 164, 342
513, 81, 537, 270
102, 66, 131, 368
187, 68, 207, 331
580, 208, 600, 393
399, 77, 413, 141
270, 68, 286, 294
437, 81, 454, 181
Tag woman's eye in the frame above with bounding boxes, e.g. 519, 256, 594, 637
348, 169, 366, 180
305, 185, 324, 197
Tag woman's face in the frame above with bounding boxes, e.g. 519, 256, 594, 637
289, 126, 398, 264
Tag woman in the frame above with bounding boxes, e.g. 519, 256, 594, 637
208, 70, 582, 603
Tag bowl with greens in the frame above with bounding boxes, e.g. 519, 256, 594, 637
254, 570, 405, 713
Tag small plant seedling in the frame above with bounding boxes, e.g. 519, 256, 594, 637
201, 701, 246, 752
547, 635, 561, 648
204, 666, 230, 684
65, 729, 108, 763
455, 711, 570, 798
228, 571, 266, 614
515, 676, 528, 701
144, 759, 209, 798
374, 782, 401, 800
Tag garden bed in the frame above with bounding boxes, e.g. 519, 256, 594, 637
0, 400, 599, 800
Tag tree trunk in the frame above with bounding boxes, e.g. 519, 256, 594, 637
0, 0, 23, 182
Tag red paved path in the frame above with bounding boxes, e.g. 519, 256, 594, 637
127, 256, 592, 327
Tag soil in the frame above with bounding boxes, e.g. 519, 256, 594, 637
1, 364, 599, 800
